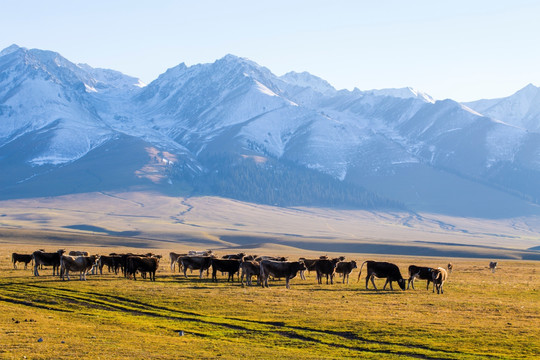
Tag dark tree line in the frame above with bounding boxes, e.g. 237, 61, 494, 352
169, 153, 404, 209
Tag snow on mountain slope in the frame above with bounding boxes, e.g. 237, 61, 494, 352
465, 84, 540, 133
2, 44, 540, 216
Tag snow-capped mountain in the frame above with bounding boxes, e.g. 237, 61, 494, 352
2, 44, 540, 217
465, 84, 540, 133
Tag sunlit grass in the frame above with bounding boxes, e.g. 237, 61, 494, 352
0, 247, 539, 359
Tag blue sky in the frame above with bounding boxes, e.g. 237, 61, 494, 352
1, 0, 539, 101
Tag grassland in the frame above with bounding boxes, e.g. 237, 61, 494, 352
0, 242, 539, 359
0, 192, 539, 358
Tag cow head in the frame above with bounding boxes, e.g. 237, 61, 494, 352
397, 278, 406, 290
57, 249, 66, 255
297, 260, 307, 271
351, 260, 357, 269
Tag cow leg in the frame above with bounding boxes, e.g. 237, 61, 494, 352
330, 274, 334, 285
370, 275, 378, 290
426, 279, 430, 291
285, 277, 290, 289
389, 281, 394, 291
383, 279, 389, 290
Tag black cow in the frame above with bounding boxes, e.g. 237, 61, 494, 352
211, 258, 241, 282
357, 261, 406, 291
314, 258, 340, 285
32, 250, 65, 276
407, 265, 435, 290
222, 253, 245, 260
260, 260, 306, 289
180, 256, 213, 278
126, 256, 159, 281
12, 253, 33, 269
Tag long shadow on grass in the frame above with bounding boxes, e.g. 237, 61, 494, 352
0, 282, 495, 360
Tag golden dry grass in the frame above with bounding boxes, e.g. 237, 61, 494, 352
0, 240, 539, 360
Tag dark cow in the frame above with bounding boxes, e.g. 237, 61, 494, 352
12, 253, 33, 269
357, 261, 406, 291
211, 258, 241, 282
32, 249, 65, 276
222, 252, 245, 260
180, 256, 213, 279
315, 258, 340, 285
68, 250, 89, 256
335, 260, 357, 284
97, 255, 122, 275
407, 265, 435, 290
489, 261, 498, 273
260, 260, 306, 289
60, 255, 97, 281
447, 263, 453, 274
298, 257, 322, 280
240, 260, 260, 286
432, 267, 448, 294
126, 256, 160, 281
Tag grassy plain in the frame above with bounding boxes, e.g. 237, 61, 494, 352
0, 242, 539, 359
0, 192, 539, 358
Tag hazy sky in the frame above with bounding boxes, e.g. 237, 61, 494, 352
2, 0, 539, 101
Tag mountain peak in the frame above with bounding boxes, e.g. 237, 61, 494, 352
280, 71, 336, 95
364, 87, 435, 103
0, 44, 25, 57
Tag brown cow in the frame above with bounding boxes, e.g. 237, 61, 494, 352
335, 260, 357, 284
240, 260, 260, 286
169, 252, 186, 272
431, 267, 448, 294
126, 256, 160, 281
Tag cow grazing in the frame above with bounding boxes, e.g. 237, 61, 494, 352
447, 263, 453, 274
60, 255, 97, 280
489, 261, 498, 273
211, 258, 241, 282
240, 260, 260, 286
357, 261, 406, 291
259, 260, 306, 289
335, 261, 357, 284
315, 258, 340, 285
126, 256, 160, 281
431, 267, 448, 294
169, 252, 186, 272
68, 250, 89, 257
407, 265, 436, 290
180, 256, 213, 279
12, 253, 33, 269
32, 250, 65, 276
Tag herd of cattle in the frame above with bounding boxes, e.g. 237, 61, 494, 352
10, 249, 497, 293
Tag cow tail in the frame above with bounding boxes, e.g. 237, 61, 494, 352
357, 261, 368, 283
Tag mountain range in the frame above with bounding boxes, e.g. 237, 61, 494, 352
1, 44, 540, 218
